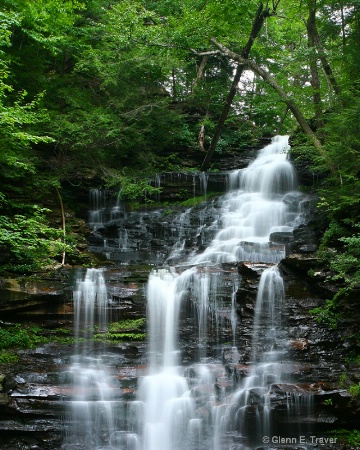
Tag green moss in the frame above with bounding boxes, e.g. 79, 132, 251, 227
94, 318, 146, 343
107, 318, 145, 333
339, 372, 348, 388
94, 332, 146, 342
328, 429, 360, 447
349, 382, 360, 398
0, 324, 46, 350
0, 350, 19, 364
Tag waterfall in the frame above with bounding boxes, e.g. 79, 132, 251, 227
137, 268, 197, 450
214, 266, 285, 446
89, 189, 106, 231
135, 135, 311, 450
63, 269, 120, 449
190, 136, 298, 265
66, 135, 313, 449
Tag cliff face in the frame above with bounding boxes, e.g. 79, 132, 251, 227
237, 258, 360, 432
1, 255, 359, 449
0, 147, 359, 449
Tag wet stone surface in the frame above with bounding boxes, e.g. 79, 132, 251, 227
1, 154, 360, 448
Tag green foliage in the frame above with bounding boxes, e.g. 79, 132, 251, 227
349, 382, 360, 398
309, 299, 340, 329
0, 350, 19, 364
339, 372, 348, 388
348, 430, 360, 447
310, 223, 360, 329
330, 231, 360, 285
177, 193, 218, 208
328, 429, 360, 447
95, 332, 146, 342
0, 324, 45, 350
94, 318, 146, 342
104, 172, 162, 203
107, 318, 146, 332
0, 207, 66, 273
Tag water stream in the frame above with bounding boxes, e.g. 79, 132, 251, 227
63, 269, 121, 449
66, 135, 312, 449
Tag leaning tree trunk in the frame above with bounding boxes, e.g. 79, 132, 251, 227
200, 1, 279, 171
312, 26, 340, 95
210, 38, 332, 166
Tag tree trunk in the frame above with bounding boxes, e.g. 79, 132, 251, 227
55, 186, 66, 266
306, 0, 324, 130
200, 64, 244, 170
172, 68, 177, 101
311, 21, 340, 95
192, 56, 208, 92
276, 106, 289, 134
198, 124, 206, 152
210, 38, 327, 157
200, 2, 274, 171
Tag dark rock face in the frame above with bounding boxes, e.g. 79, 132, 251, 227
289, 223, 318, 253
86, 193, 224, 265
1, 262, 360, 448
0, 267, 148, 450
1, 164, 360, 448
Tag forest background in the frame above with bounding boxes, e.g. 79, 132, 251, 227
0, 0, 359, 334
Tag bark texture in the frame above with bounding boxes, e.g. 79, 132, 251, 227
200, 2, 276, 171
210, 38, 324, 153
307, 0, 324, 130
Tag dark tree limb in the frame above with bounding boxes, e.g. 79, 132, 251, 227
275, 106, 289, 134
55, 186, 66, 266
192, 55, 208, 92
210, 38, 325, 155
312, 26, 340, 95
200, 2, 276, 171
306, 0, 324, 129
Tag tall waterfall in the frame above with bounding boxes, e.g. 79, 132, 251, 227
66, 135, 312, 449
191, 135, 297, 265
63, 269, 120, 449
134, 135, 309, 450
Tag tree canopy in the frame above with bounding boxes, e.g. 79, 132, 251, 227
0, 0, 359, 305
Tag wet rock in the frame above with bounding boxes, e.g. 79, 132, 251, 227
289, 223, 318, 253
280, 253, 321, 274
286, 338, 310, 352
0, 373, 6, 390
14, 375, 26, 384
238, 262, 260, 278
0, 274, 71, 314
270, 231, 294, 245
0, 393, 9, 405
283, 191, 306, 211
222, 347, 241, 364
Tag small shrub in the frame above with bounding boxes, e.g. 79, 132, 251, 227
349, 382, 360, 398
0, 350, 19, 364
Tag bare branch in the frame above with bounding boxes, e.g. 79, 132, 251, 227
190, 48, 222, 56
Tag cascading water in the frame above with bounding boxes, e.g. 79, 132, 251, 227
63, 268, 121, 449
191, 137, 298, 265
89, 189, 106, 231
132, 135, 311, 450
135, 268, 198, 450
66, 135, 313, 449
213, 266, 286, 448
